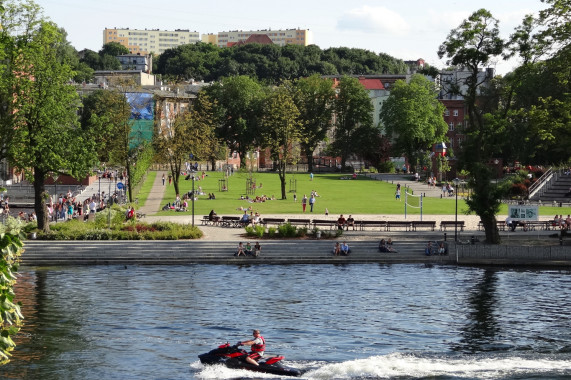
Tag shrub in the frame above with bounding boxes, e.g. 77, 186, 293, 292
378, 161, 395, 173
245, 225, 264, 238
278, 222, 297, 238
296, 227, 308, 237
267, 227, 277, 238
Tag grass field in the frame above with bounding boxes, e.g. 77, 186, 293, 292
147, 170, 571, 218
150, 171, 449, 217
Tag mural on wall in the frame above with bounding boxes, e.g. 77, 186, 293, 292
126, 92, 154, 148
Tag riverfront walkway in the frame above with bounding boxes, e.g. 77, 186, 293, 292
19, 171, 570, 267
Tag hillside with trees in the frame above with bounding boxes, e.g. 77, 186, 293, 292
155, 43, 408, 83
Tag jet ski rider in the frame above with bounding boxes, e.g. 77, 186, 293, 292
238, 329, 265, 366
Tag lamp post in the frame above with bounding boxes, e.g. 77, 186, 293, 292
191, 174, 195, 227
453, 177, 460, 241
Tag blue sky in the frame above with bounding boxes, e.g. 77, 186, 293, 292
34, 0, 545, 75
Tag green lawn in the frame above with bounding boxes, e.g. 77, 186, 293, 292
150, 171, 571, 218
153, 171, 464, 217
149, 171, 571, 217
134, 171, 156, 207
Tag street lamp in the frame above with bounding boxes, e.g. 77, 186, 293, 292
453, 177, 460, 242
191, 174, 195, 227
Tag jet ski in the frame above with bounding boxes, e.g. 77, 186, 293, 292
198, 342, 303, 377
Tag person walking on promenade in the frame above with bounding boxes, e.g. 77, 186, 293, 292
162, 174, 165, 186
302, 195, 307, 213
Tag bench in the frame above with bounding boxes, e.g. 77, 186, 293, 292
411, 221, 436, 231
359, 220, 387, 230
312, 219, 336, 230
262, 218, 286, 227
220, 216, 241, 228
385, 221, 412, 231
440, 221, 465, 231
478, 221, 506, 231
201, 216, 211, 225
287, 218, 311, 228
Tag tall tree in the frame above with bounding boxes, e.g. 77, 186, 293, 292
292, 75, 336, 172
154, 92, 218, 196
438, 9, 505, 244
331, 76, 374, 168
80, 89, 131, 163
204, 76, 265, 168
260, 85, 302, 199
2, 1, 97, 232
380, 74, 448, 171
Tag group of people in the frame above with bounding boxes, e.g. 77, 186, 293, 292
332, 241, 351, 256
425, 241, 447, 256
553, 214, 571, 230
336, 214, 356, 230
301, 191, 319, 213
378, 238, 396, 252
239, 211, 263, 227
235, 242, 262, 257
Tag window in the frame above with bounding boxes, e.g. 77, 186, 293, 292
445, 109, 450, 116
449, 122, 454, 131
453, 110, 458, 116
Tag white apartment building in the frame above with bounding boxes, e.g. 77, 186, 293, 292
216, 28, 312, 48
103, 28, 200, 55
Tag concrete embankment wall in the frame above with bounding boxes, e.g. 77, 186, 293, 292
19, 240, 571, 267
455, 244, 571, 267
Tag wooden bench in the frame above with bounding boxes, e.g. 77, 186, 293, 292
220, 216, 241, 228
201, 216, 211, 225
440, 221, 465, 231
525, 220, 551, 231
287, 218, 311, 228
385, 221, 412, 231
262, 218, 286, 227
478, 221, 506, 231
312, 219, 336, 230
359, 220, 387, 230
411, 221, 436, 231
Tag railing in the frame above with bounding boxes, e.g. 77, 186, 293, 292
527, 167, 554, 199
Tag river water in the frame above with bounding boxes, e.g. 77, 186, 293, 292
3, 264, 571, 379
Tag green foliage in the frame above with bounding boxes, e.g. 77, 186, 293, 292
155, 43, 407, 83
2, 3, 98, 233
380, 74, 448, 170
40, 219, 202, 240
332, 76, 375, 168
245, 225, 265, 238
0, 217, 24, 364
267, 227, 277, 238
129, 143, 155, 197
378, 161, 395, 173
277, 222, 297, 237
260, 85, 302, 199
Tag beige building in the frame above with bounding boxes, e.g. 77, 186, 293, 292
215, 28, 312, 47
103, 28, 200, 55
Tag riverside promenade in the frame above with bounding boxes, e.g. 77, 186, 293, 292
21, 171, 571, 267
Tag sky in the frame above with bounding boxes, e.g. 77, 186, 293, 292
33, 0, 546, 75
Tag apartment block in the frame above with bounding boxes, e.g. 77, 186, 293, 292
103, 28, 200, 55
216, 28, 312, 48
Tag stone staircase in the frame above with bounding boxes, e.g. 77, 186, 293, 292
531, 174, 571, 203
21, 239, 455, 266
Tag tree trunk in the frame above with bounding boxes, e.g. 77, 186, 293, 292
481, 214, 500, 244
306, 148, 314, 173
279, 162, 287, 200
126, 162, 133, 203
33, 168, 49, 233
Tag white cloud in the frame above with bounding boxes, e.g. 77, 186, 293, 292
337, 6, 410, 35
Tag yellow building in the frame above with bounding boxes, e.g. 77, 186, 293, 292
103, 28, 200, 55
215, 28, 312, 47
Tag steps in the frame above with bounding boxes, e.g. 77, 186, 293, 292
531, 175, 571, 203
20, 240, 455, 266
